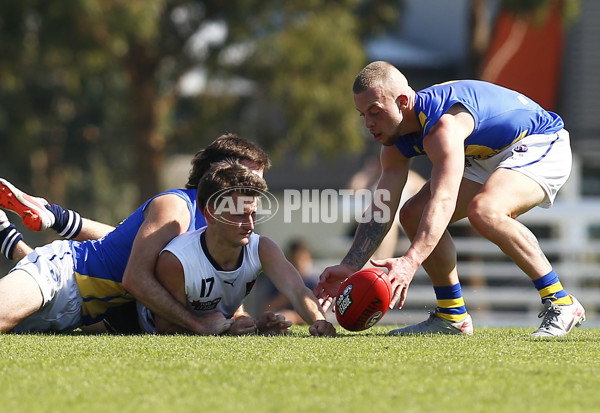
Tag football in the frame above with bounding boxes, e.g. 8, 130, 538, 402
335, 268, 393, 331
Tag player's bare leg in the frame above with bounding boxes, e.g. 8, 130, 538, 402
398, 178, 482, 286
9, 239, 34, 263
467, 168, 550, 279
468, 168, 585, 336
0, 210, 32, 261
74, 218, 115, 241
0, 269, 44, 332
389, 178, 481, 335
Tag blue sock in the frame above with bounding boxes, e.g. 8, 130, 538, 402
532, 270, 572, 305
46, 204, 82, 239
434, 283, 468, 322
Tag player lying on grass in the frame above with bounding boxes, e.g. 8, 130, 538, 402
315, 61, 585, 337
0, 133, 271, 334
137, 160, 336, 335
0, 160, 335, 336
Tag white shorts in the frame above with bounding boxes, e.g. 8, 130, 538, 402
463, 129, 571, 208
10, 240, 83, 333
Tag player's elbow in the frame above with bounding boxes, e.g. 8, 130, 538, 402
121, 270, 138, 295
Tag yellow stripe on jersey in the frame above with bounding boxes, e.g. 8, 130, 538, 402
75, 272, 135, 321
465, 144, 503, 160
412, 145, 424, 155
418, 111, 430, 131
465, 130, 529, 160
83, 296, 135, 322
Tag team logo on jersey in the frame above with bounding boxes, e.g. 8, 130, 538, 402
191, 297, 222, 311
514, 145, 528, 153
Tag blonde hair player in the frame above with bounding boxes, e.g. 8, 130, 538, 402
315, 61, 584, 337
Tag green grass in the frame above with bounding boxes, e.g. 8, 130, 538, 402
1, 327, 599, 413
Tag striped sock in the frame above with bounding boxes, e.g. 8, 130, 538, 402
533, 270, 572, 305
0, 222, 23, 260
46, 204, 82, 239
434, 283, 468, 322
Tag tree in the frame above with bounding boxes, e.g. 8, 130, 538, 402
0, 0, 401, 219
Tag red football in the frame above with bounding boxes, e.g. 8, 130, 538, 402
335, 268, 392, 331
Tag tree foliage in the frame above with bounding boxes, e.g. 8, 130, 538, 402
500, 0, 581, 25
0, 0, 400, 220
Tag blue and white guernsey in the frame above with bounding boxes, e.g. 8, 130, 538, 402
137, 228, 262, 333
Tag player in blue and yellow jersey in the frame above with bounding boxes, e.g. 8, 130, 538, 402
0, 133, 271, 334
0, 187, 206, 333
315, 61, 585, 337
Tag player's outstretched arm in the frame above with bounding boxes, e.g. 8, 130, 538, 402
259, 236, 336, 337
122, 195, 217, 334
379, 109, 470, 309
315, 147, 410, 309
313, 263, 355, 312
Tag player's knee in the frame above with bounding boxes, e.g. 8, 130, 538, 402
467, 196, 502, 238
399, 200, 420, 234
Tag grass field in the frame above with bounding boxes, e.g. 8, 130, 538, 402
1, 326, 599, 413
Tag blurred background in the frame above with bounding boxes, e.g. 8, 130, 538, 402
1, 0, 598, 327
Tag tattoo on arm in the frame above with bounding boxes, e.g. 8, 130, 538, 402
342, 220, 391, 269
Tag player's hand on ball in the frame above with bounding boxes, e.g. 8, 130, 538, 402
370, 257, 418, 309
314, 264, 356, 312
308, 320, 337, 337
257, 311, 292, 335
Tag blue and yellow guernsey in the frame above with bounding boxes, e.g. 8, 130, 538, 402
395, 80, 564, 160
69, 188, 206, 325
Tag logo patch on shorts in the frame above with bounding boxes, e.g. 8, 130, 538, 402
514, 145, 528, 153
